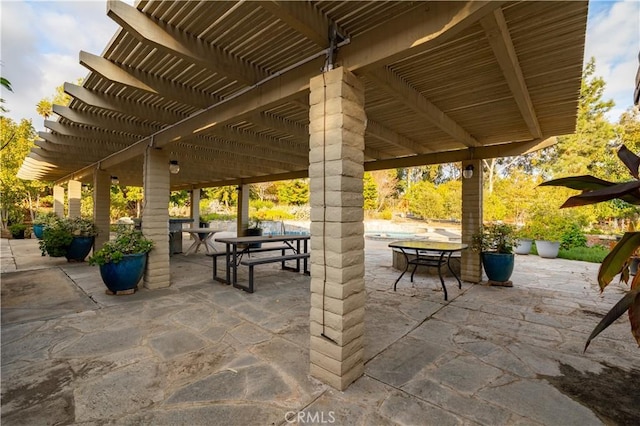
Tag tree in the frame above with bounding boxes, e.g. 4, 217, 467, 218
35, 80, 79, 119
0, 117, 39, 228
544, 57, 616, 178
404, 180, 445, 219
276, 179, 309, 205
369, 169, 399, 212
363, 172, 377, 210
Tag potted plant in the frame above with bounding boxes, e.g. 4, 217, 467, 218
514, 225, 534, 255
88, 227, 154, 294
245, 218, 263, 248
8, 223, 26, 239
39, 217, 99, 261
472, 223, 518, 283
32, 212, 57, 239
525, 216, 564, 259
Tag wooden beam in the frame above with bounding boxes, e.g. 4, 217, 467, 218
44, 121, 136, 145
340, 1, 503, 72
79, 51, 214, 109
367, 67, 480, 148
364, 138, 554, 171
250, 112, 309, 139
64, 83, 183, 124
107, 0, 264, 85
480, 9, 542, 139
260, 1, 338, 48
53, 105, 160, 136
366, 120, 431, 154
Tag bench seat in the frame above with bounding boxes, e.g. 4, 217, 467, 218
208, 244, 293, 283
238, 252, 310, 293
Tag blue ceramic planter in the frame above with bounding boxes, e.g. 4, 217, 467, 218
481, 252, 515, 282
99, 253, 147, 293
33, 224, 44, 239
66, 236, 94, 262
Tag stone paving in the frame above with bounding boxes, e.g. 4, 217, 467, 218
1, 237, 638, 425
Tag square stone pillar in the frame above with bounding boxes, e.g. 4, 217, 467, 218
68, 180, 82, 218
236, 184, 249, 236
308, 67, 366, 391
93, 170, 111, 251
190, 189, 200, 227
461, 159, 483, 283
53, 185, 65, 217
142, 148, 171, 289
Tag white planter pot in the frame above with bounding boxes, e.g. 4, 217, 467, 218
535, 240, 560, 258
514, 239, 532, 255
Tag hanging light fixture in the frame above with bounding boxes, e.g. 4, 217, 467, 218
169, 160, 180, 174
463, 164, 474, 179
110, 176, 119, 185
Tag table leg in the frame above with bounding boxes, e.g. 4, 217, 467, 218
225, 243, 231, 284
232, 244, 238, 285
437, 251, 448, 301
393, 248, 410, 291
447, 251, 462, 289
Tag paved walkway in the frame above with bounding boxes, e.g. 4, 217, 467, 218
1, 237, 638, 425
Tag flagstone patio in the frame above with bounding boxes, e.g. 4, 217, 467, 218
1, 237, 638, 425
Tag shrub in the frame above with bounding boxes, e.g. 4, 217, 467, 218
88, 227, 153, 266
560, 223, 588, 250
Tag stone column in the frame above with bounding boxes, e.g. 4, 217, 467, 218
236, 184, 249, 236
308, 67, 366, 390
461, 159, 483, 283
191, 188, 200, 227
68, 180, 82, 218
93, 170, 111, 251
53, 185, 65, 217
142, 148, 170, 289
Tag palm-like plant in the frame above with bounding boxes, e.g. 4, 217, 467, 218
540, 144, 640, 351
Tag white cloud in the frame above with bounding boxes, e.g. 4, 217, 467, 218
1, 0, 118, 128
585, 0, 640, 121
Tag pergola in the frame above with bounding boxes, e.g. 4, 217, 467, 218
17, 1, 588, 389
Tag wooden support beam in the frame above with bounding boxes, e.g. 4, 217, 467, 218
480, 9, 542, 139
107, 0, 264, 85
367, 67, 480, 148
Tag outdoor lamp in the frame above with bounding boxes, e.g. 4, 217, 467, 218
110, 176, 119, 185
169, 160, 180, 174
463, 164, 474, 179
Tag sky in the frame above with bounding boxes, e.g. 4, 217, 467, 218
1, 0, 639, 130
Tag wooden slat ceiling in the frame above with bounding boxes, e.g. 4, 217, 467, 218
18, 0, 588, 190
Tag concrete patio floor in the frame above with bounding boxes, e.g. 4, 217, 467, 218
1, 236, 638, 425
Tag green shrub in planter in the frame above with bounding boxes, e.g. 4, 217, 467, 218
88, 227, 153, 266
39, 217, 99, 257
8, 223, 26, 239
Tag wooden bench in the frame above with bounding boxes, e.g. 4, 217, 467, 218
209, 244, 293, 283
237, 252, 310, 293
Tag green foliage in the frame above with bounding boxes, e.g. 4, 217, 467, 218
33, 211, 58, 226
204, 186, 237, 208
251, 208, 294, 222
363, 172, 377, 210
252, 199, 275, 210
471, 223, 518, 254
558, 246, 609, 263
200, 212, 236, 221
0, 117, 43, 229
88, 227, 153, 266
404, 180, 444, 219
8, 223, 26, 236
39, 217, 98, 257
275, 179, 309, 205
560, 223, 588, 250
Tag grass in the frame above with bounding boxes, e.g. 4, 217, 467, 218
529, 244, 609, 263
